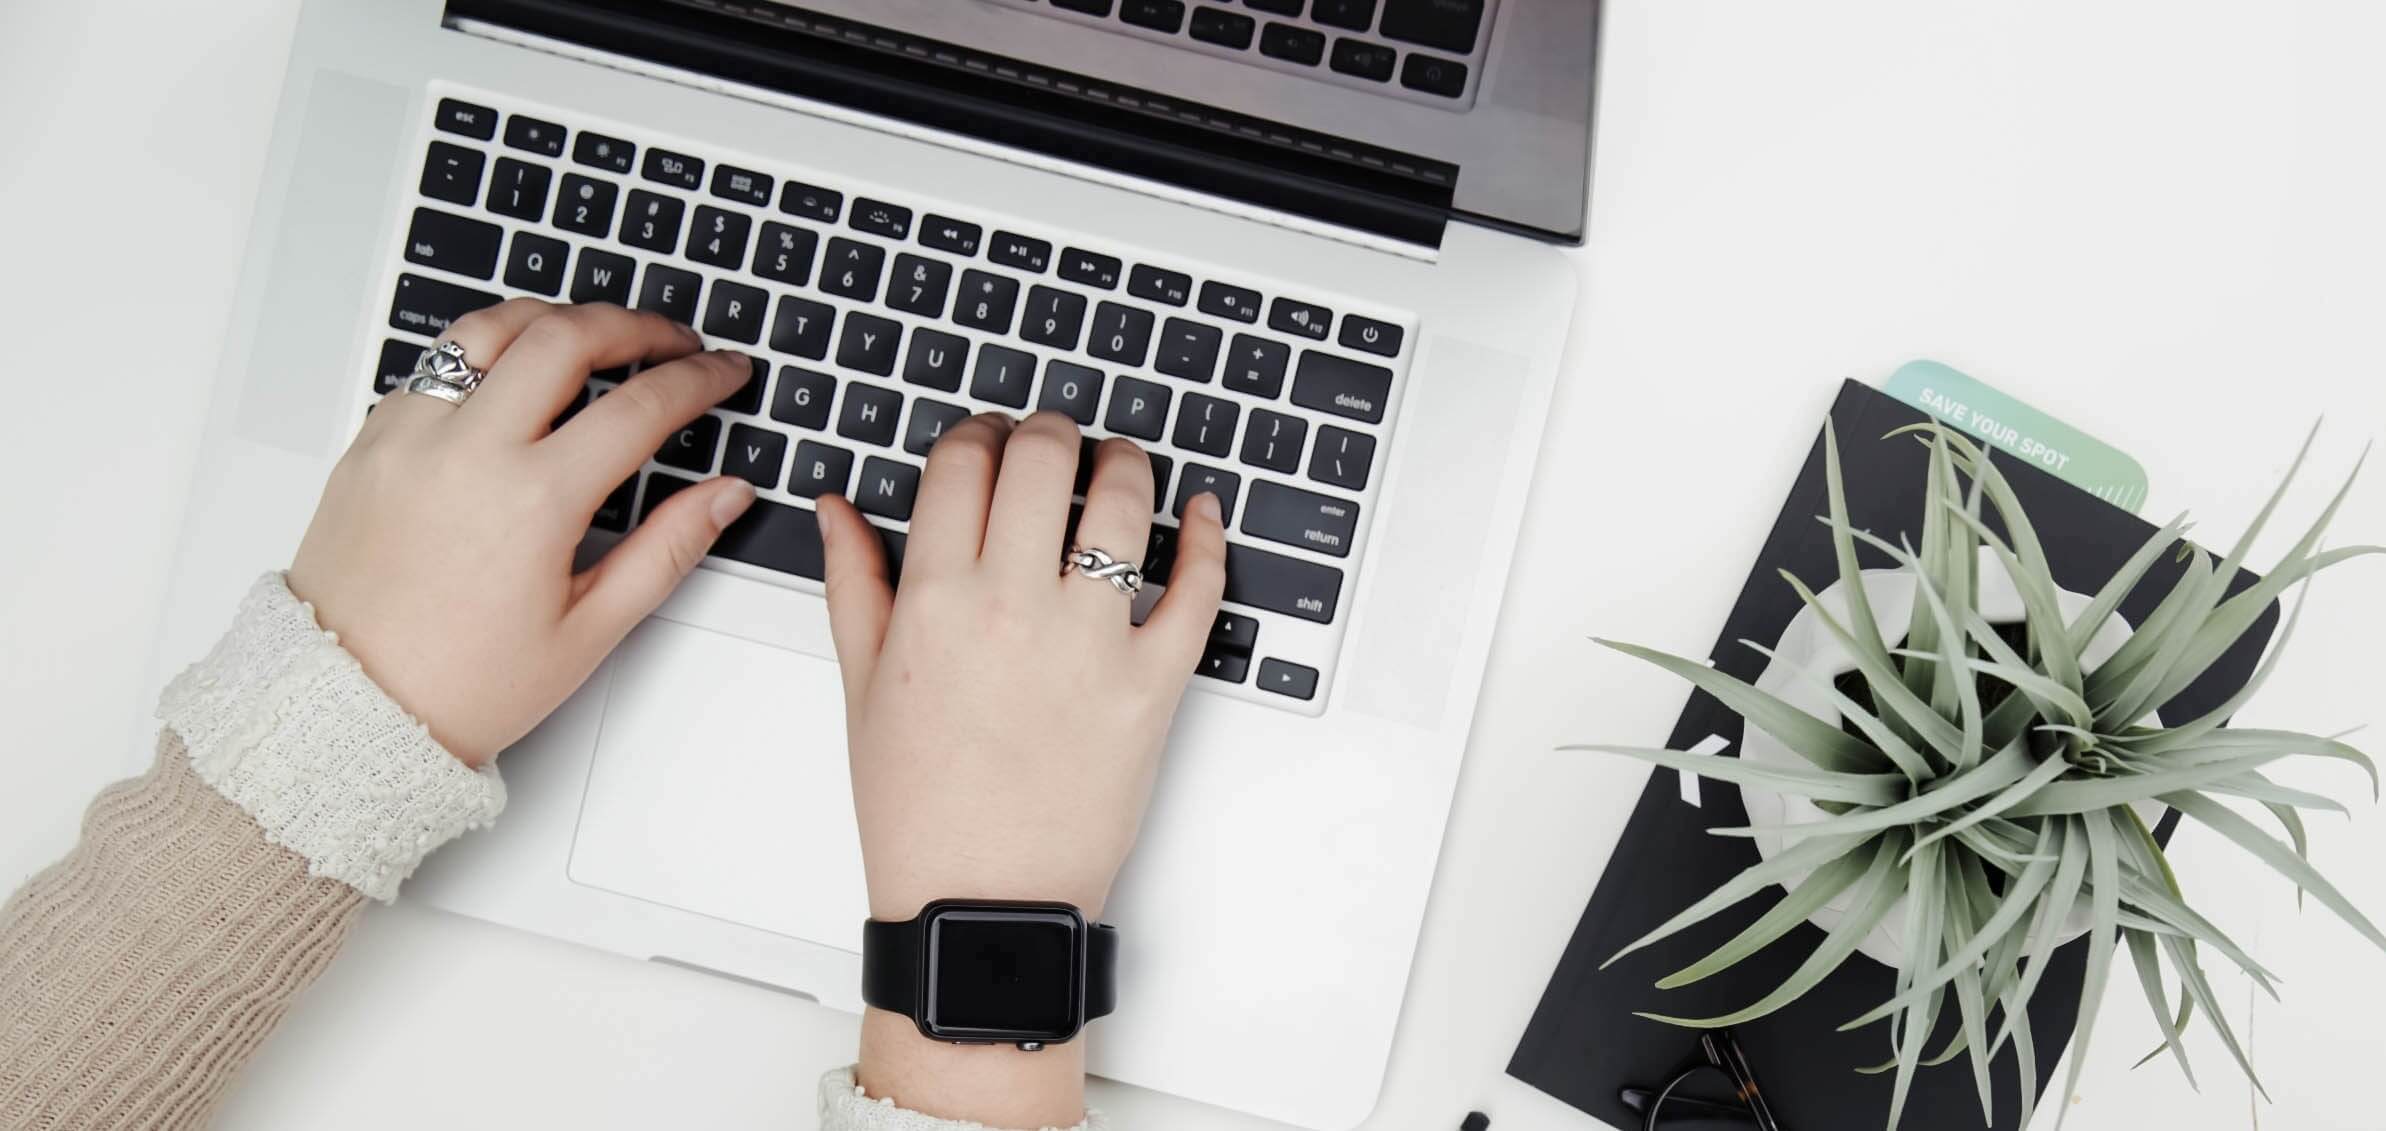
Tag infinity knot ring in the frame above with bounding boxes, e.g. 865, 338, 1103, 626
1062, 546, 1144, 597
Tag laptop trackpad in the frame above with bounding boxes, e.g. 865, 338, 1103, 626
568, 618, 869, 954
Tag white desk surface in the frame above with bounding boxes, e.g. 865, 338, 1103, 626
5, 2, 2384, 1128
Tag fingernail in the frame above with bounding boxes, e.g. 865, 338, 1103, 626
1190, 491, 1222, 522
711, 479, 756, 528
677, 322, 704, 343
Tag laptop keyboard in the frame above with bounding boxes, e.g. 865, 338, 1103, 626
367, 86, 1416, 714
985, 0, 1495, 111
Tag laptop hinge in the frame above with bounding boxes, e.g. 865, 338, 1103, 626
443, 0, 1455, 253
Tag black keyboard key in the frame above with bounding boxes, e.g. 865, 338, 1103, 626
420, 141, 485, 206
856, 457, 921, 520
772, 367, 836, 431
570, 248, 634, 305
780, 180, 843, 223
1330, 38, 1397, 81
593, 476, 637, 532
1309, 425, 1375, 490
1313, 0, 1376, 30
889, 254, 953, 318
1127, 264, 1193, 306
1198, 647, 1250, 684
656, 412, 721, 472
1053, 0, 1114, 13
1269, 297, 1332, 340
503, 115, 565, 157
573, 131, 635, 174
955, 270, 1021, 334
1291, 351, 1392, 423
1399, 53, 1468, 97
403, 207, 502, 279
1256, 657, 1319, 700
435, 98, 498, 140
1088, 302, 1155, 367
1155, 318, 1222, 382
636, 265, 702, 324
504, 231, 569, 295
721, 356, 769, 415
621, 190, 686, 253
1240, 409, 1307, 473
754, 222, 818, 286
1198, 280, 1262, 323
1246, 0, 1303, 14
1190, 6, 1257, 48
904, 399, 971, 456
822, 238, 886, 302
902, 326, 969, 392
1040, 361, 1105, 425
1060, 248, 1123, 290
723, 423, 787, 489
1211, 611, 1259, 652
373, 338, 421, 395
788, 439, 853, 497
1224, 543, 1342, 623
836, 311, 902, 376
687, 206, 753, 270
1147, 453, 1176, 514
1223, 334, 1290, 397
1259, 22, 1327, 64
711, 164, 773, 207
971, 344, 1037, 409
771, 296, 835, 360
990, 231, 1053, 273
643, 148, 703, 190
1105, 376, 1172, 441
1143, 521, 1179, 581
1381, 0, 1482, 53
554, 173, 619, 237
838, 381, 903, 445
1172, 392, 1239, 457
703, 279, 768, 345
920, 215, 982, 257
1122, 0, 1187, 32
1022, 286, 1088, 350
850, 198, 913, 240
1338, 313, 1404, 356
486, 157, 551, 221
646, 473, 827, 578
388, 273, 499, 337
1243, 480, 1359, 557
1172, 463, 1241, 521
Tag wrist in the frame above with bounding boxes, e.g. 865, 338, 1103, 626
858, 1007, 1088, 1128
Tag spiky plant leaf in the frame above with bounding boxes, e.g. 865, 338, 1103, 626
1594, 639, 1888, 775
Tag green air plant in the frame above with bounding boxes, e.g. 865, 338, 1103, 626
1576, 422, 2381, 1130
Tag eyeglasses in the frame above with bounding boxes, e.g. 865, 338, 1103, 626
1618, 1030, 1784, 1131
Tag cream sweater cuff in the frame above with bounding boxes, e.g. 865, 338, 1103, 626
157, 572, 505, 901
818, 1067, 1105, 1131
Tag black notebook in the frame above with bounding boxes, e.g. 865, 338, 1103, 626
1508, 380, 2278, 1129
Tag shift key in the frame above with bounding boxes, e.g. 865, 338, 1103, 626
1290, 350, 1393, 424
1242, 481, 1360, 558
1224, 544, 1343, 623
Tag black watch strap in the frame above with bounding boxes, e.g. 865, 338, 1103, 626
861, 911, 1117, 1023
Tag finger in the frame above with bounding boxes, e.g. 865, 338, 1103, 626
818, 494, 895, 711
980, 411, 1083, 580
1065, 438, 1157, 611
466, 304, 705, 438
1140, 490, 1228, 671
566, 475, 756, 650
904, 413, 1015, 573
373, 298, 550, 429
543, 349, 752, 499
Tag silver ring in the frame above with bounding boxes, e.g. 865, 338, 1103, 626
1062, 546, 1144, 597
405, 340, 487, 404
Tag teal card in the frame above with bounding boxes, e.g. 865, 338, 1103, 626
1881, 360, 2149, 513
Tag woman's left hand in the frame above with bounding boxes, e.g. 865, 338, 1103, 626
288, 299, 758, 767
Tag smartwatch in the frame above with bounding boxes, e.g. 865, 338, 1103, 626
861, 900, 1118, 1050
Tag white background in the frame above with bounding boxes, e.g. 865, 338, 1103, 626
5, 2, 2385, 1128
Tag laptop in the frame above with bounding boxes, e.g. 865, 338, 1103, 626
151, 1, 1593, 1125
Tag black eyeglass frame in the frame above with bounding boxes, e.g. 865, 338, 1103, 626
1618, 1030, 1785, 1131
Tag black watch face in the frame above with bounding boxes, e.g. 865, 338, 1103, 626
924, 906, 1083, 1042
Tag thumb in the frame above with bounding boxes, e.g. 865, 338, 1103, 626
570, 475, 754, 649
817, 494, 894, 710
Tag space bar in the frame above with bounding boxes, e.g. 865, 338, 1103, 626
642, 473, 825, 580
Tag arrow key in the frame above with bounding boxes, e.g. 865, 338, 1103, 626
1256, 658, 1319, 701
1197, 646, 1251, 684
1209, 612, 1258, 653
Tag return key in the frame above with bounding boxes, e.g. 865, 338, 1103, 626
1243, 481, 1362, 558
